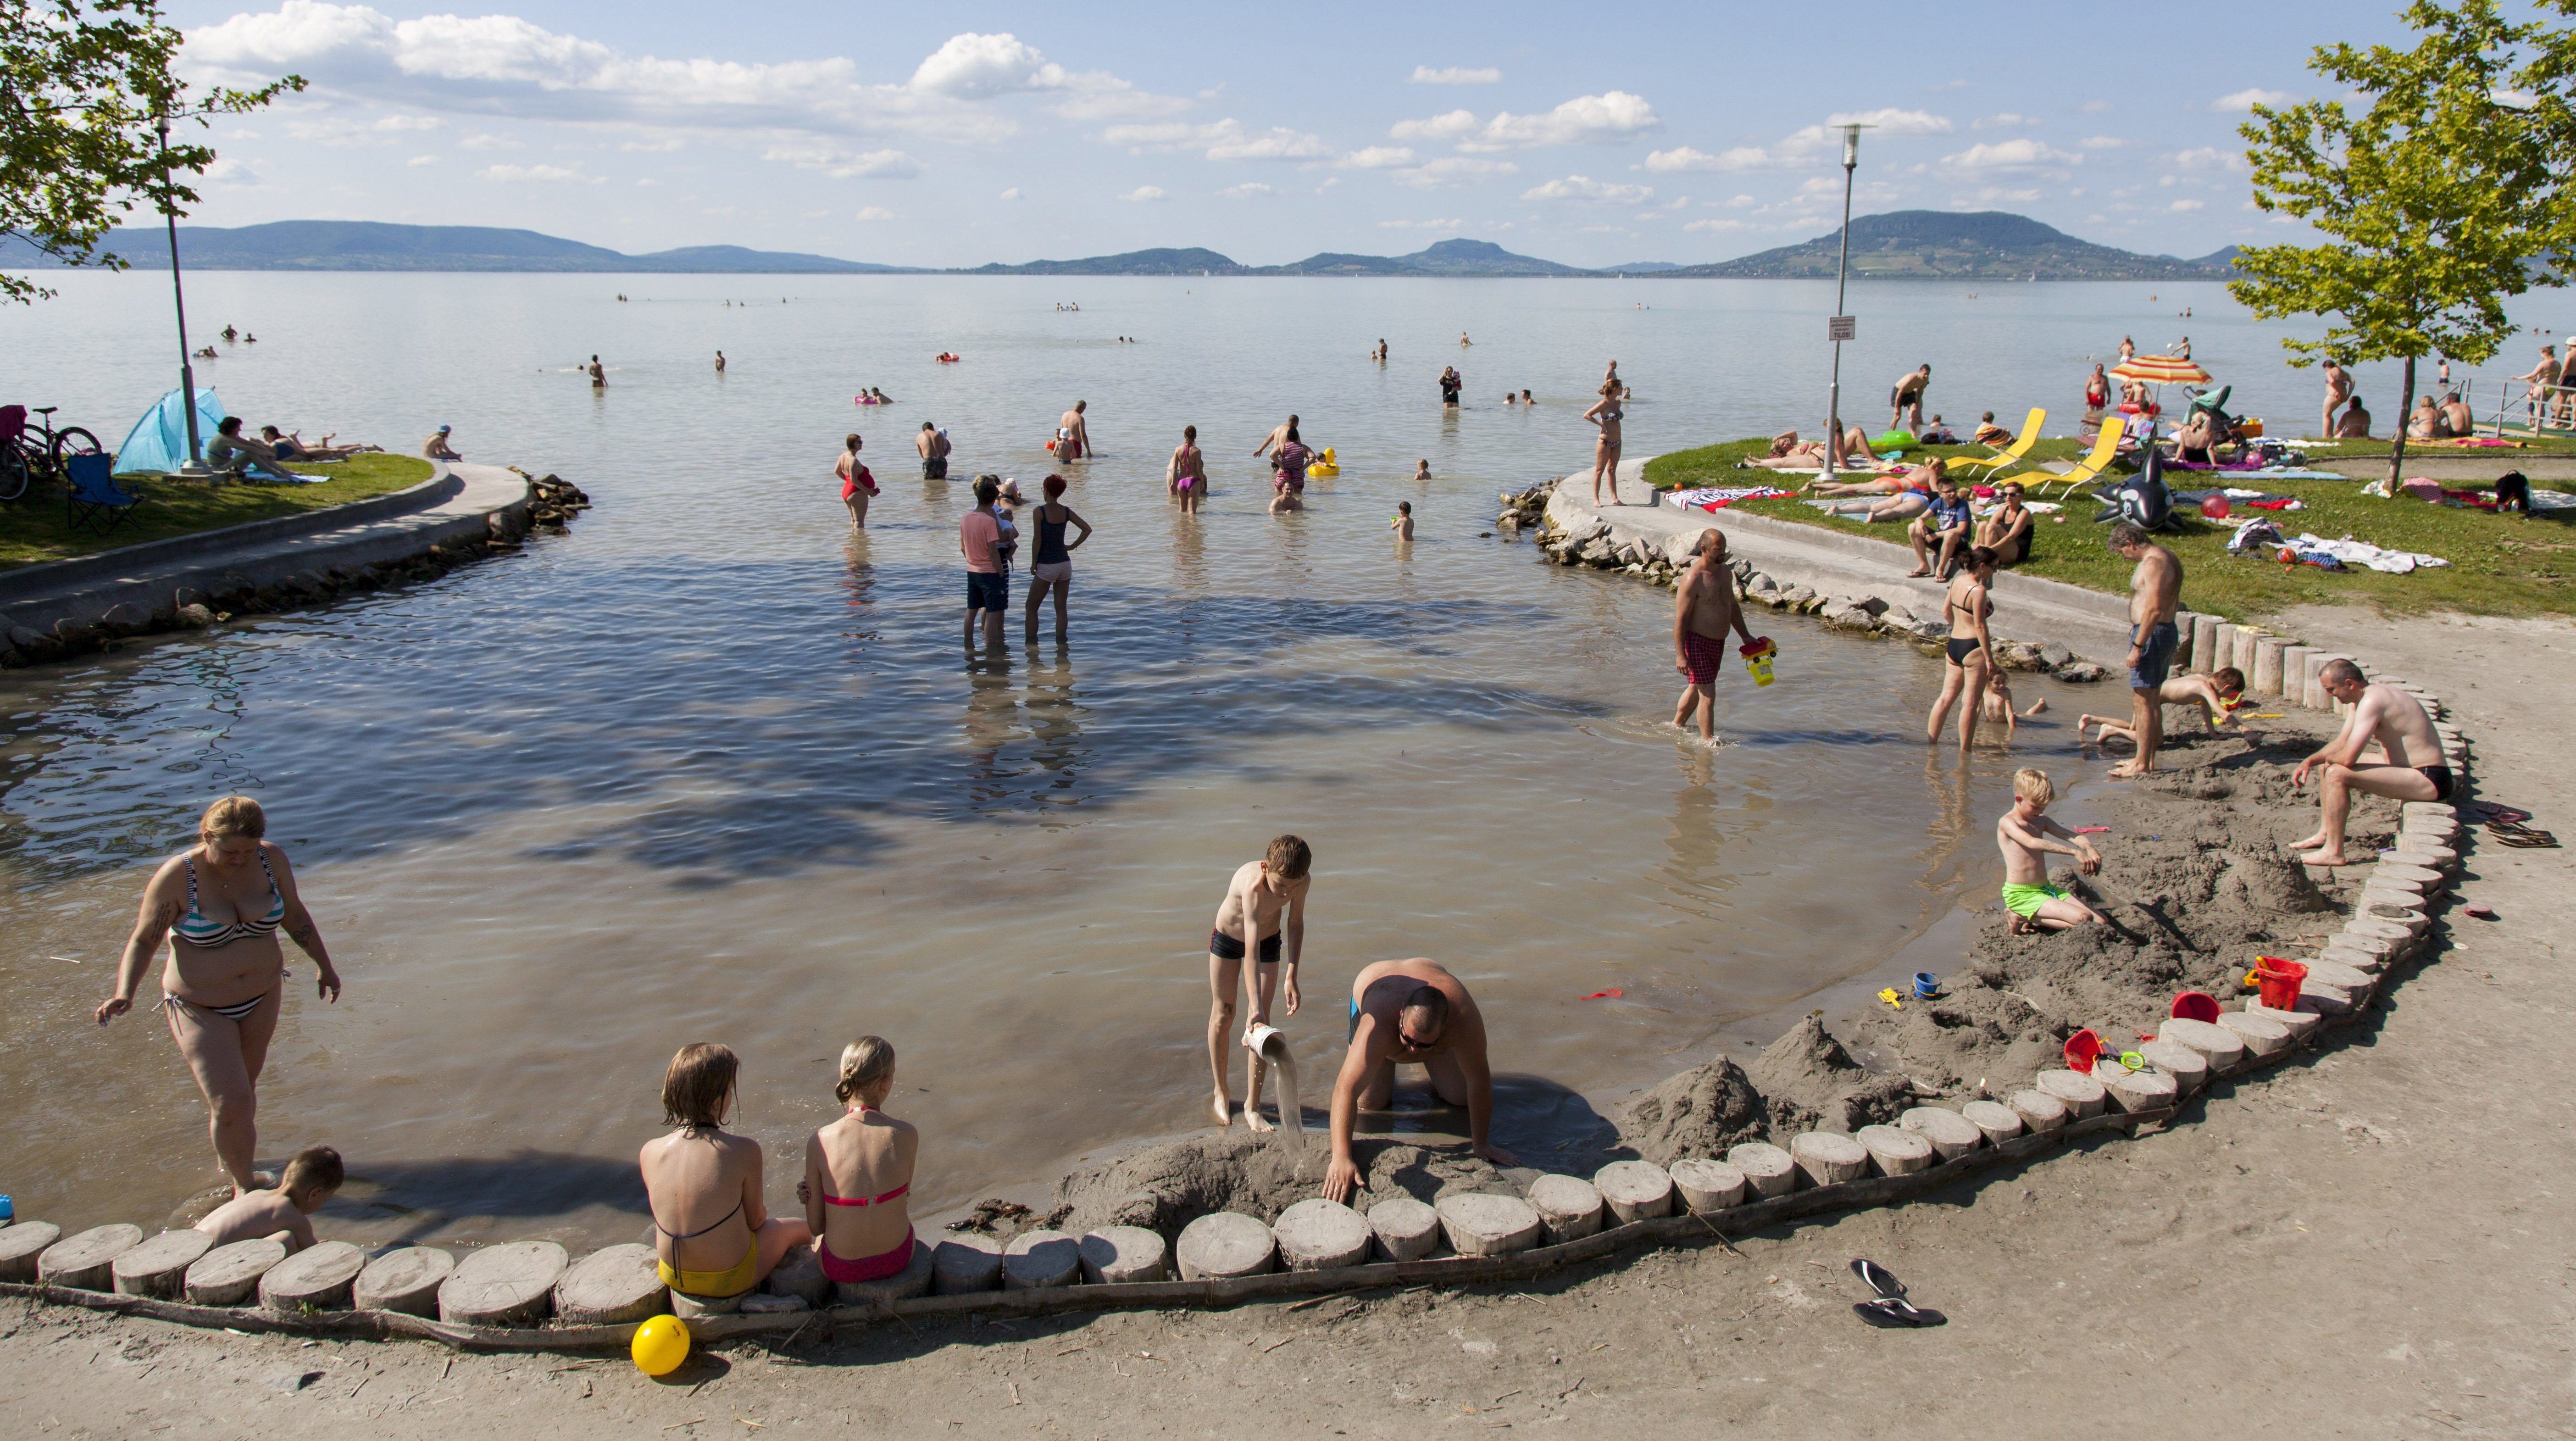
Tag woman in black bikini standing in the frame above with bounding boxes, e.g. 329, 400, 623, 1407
1924, 547, 2001, 749
1583, 377, 1625, 505
96, 797, 341, 1196
1024, 474, 1093, 643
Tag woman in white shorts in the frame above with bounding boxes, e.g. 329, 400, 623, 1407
1024, 474, 1093, 642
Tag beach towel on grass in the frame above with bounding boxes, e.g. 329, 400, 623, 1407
2287, 532, 2452, 574
1667, 485, 1790, 511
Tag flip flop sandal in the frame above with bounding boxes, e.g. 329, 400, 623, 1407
1850, 1258, 1905, 1299
2476, 804, 2532, 824
2485, 817, 2540, 835
2494, 830, 2559, 848
1852, 1297, 1947, 1328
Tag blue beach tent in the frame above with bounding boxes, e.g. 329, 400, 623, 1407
113, 386, 226, 474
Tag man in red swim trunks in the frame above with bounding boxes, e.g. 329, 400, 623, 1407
1672, 528, 1759, 742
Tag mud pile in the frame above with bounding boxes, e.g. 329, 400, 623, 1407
1051, 1128, 1512, 1237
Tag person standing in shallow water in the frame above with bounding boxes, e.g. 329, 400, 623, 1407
588, 355, 605, 389
1167, 424, 1206, 515
97, 796, 342, 1197
1206, 836, 1312, 1132
1671, 529, 1757, 743
1583, 378, 1624, 505
836, 434, 875, 530
1024, 474, 1091, 643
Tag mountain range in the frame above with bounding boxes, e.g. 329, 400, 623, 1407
0, 212, 2240, 280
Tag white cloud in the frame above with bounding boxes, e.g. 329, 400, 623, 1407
1217, 182, 1274, 198
1657, 109, 1953, 174
1940, 138, 2081, 169
2081, 99, 2114, 113
2080, 135, 2131, 149
620, 135, 685, 152
1389, 156, 1518, 189
2169, 145, 2239, 171
1466, 91, 1659, 150
1410, 65, 1500, 85
1972, 113, 2036, 129
478, 162, 600, 183
903, 30, 1183, 120
1338, 145, 1415, 169
458, 133, 519, 151
2213, 87, 2297, 112
374, 112, 440, 131
855, 206, 894, 220
762, 144, 921, 178
997, 186, 1020, 200
405, 152, 437, 166
2169, 198, 2206, 211
1725, 194, 1755, 207
1103, 118, 1329, 161
1824, 108, 1953, 136
1378, 217, 1466, 228
1120, 184, 1167, 201
1522, 174, 1652, 204
1390, 108, 1481, 142
1640, 145, 1764, 173
1685, 217, 1747, 232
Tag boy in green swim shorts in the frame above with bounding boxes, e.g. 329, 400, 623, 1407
1997, 768, 2106, 933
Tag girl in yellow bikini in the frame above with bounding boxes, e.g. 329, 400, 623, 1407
640, 1044, 811, 1300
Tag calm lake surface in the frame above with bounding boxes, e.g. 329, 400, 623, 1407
0, 273, 2441, 1243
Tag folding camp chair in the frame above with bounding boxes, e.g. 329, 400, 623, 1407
1949, 407, 2045, 478
65, 453, 145, 533
2033, 414, 2126, 500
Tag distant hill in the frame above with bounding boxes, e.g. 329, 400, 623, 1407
1659, 211, 2237, 281
0, 221, 916, 273
965, 247, 1247, 276
1260, 239, 1593, 277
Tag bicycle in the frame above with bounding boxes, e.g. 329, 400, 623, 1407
0, 405, 104, 502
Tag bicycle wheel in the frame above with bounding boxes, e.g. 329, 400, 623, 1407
0, 445, 28, 502
50, 426, 103, 467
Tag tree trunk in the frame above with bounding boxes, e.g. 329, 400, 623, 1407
2388, 353, 2416, 486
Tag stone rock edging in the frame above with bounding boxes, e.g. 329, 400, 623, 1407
0, 467, 588, 670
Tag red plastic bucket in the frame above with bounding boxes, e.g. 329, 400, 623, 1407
2252, 957, 2308, 1011
2062, 1028, 2106, 1074
2170, 990, 2221, 1024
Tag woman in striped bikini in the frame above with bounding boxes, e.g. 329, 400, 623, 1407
799, 1036, 919, 1287
97, 796, 342, 1196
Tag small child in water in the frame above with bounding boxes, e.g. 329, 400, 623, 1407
1390, 501, 1415, 541
194, 1146, 343, 1252
1978, 671, 2049, 735
1413, 459, 1431, 483
1996, 768, 2105, 934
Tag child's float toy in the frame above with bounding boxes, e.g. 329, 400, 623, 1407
1307, 446, 1340, 477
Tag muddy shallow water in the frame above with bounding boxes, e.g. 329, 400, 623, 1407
0, 273, 2130, 1245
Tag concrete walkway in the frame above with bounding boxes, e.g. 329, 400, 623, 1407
1545, 458, 2138, 660
0, 462, 530, 639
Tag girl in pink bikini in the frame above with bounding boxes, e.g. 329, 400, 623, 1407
1167, 424, 1206, 515
799, 1036, 919, 1287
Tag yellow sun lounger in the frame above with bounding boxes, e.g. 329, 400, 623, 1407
1949, 407, 2045, 478
2032, 414, 2126, 500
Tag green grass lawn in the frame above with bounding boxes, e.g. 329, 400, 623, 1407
0, 453, 436, 571
1644, 439, 2576, 622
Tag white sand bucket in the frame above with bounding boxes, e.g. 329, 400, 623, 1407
1241, 1024, 1305, 1157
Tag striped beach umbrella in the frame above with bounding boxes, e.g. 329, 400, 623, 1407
2111, 356, 2212, 386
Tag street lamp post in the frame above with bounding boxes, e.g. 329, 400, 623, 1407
155, 111, 209, 476
1821, 123, 1867, 484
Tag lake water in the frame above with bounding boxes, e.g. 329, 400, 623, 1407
0, 273, 2468, 1243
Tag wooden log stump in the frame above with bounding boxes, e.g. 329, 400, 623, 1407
2036, 1068, 2107, 1118
1666, 1158, 1748, 1213
2343, 916, 2415, 945
2280, 644, 2314, 695
1271, 1201, 1372, 1272
2255, 636, 2288, 696
2360, 895, 2431, 929
2245, 999, 2325, 1040
2387, 842, 2457, 869
1002, 1230, 1083, 1289
438, 1241, 566, 1326
553, 1243, 666, 1325
2318, 940, 2386, 976
763, 1243, 829, 1307
1593, 1161, 1675, 1223
1364, 1198, 1443, 1263
2136, 1040, 2210, 1095
837, 1239, 938, 1305
1727, 1143, 1798, 1198
2211, 624, 2240, 680
260, 1240, 366, 1312
1898, 1107, 1984, 1161
1177, 1212, 1279, 1279
2231, 625, 2262, 680
354, 1247, 452, 1316
2157, 1017, 2250, 1074
2303, 958, 2377, 998
2332, 930, 2401, 963
38, 1224, 143, 1291
2190, 615, 2220, 673
738, 1293, 808, 1314
2008, 1089, 2069, 1135
111, 1230, 213, 1299
2098, 1065, 2178, 1113
1076, 1227, 1167, 1285
2372, 862, 2443, 889
1433, 1193, 1543, 1258
186, 1239, 287, 1306
2216, 1009, 2293, 1059
931, 1233, 1005, 1295
669, 1288, 743, 1318
1855, 1124, 1934, 1176
0, 1222, 61, 1283
1959, 1100, 2026, 1145
1524, 1174, 1604, 1244
2400, 801, 2457, 822
1788, 1132, 1868, 1187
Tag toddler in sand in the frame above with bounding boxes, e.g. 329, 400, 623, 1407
194, 1146, 342, 1251
2080, 666, 2244, 748
1996, 769, 2105, 934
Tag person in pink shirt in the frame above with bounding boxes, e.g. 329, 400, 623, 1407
960, 477, 1007, 648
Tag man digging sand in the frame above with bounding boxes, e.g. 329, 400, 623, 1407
1322, 958, 1514, 1202
2290, 658, 2451, 866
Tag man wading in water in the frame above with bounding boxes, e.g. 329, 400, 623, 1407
1206, 836, 1312, 1132
1323, 959, 1515, 1203
2107, 522, 2182, 778
1672, 529, 1758, 743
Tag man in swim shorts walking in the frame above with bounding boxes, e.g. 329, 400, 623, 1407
1323, 958, 1515, 1203
1672, 529, 1759, 742
917, 421, 949, 479
2107, 521, 2183, 778
2290, 659, 2452, 866
1996, 768, 2105, 933
1206, 836, 1313, 1132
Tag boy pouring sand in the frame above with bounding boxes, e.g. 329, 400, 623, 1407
1206, 836, 1312, 1131
1997, 769, 2106, 933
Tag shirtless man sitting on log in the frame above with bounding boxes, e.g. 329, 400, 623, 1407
2291, 658, 2451, 866
1323, 958, 1516, 1203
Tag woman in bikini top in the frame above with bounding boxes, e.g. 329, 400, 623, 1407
640, 1044, 810, 1299
97, 796, 341, 1196
801, 1035, 921, 1284
1924, 547, 2003, 748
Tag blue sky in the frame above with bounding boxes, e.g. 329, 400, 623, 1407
163, 0, 2416, 267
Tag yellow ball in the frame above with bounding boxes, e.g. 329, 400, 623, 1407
632, 1314, 690, 1376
